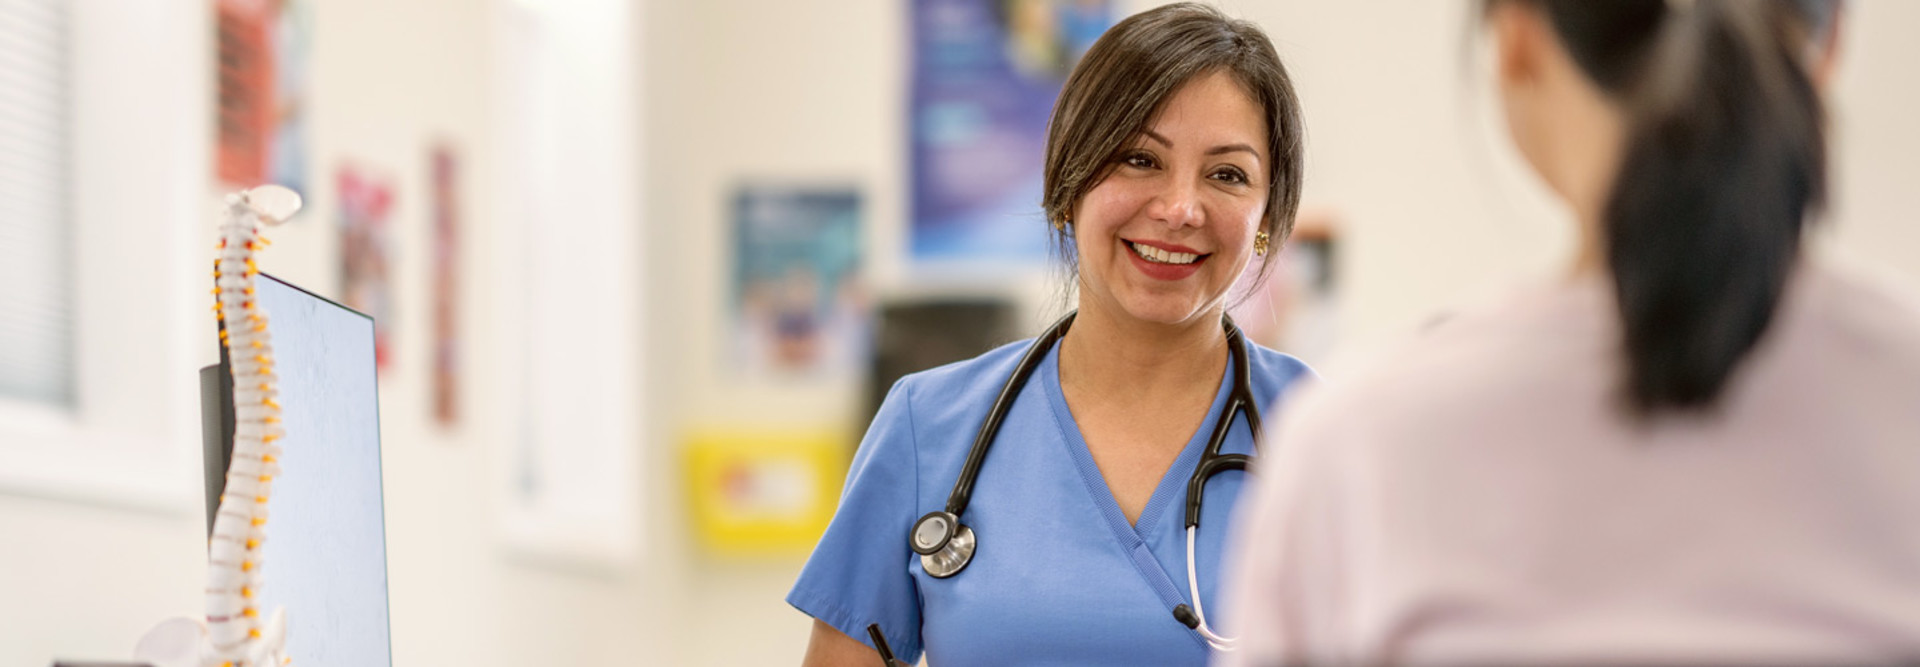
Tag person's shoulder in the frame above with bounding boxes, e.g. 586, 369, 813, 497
881, 337, 1037, 430
1243, 340, 1316, 404
858, 338, 1037, 469
1807, 260, 1920, 339
1245, 341, 1315, 380
892, 336, 1033, 397
1281, 278, 1609, 442
1793, 260, 1920, 382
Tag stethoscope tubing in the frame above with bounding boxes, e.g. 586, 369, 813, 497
944, 312, 1075, 516
1186, 320, 1262, 529
1186, 526, 1236, 651
914, 311, 1260, 651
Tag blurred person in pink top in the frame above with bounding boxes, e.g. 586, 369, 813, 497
1219, 1, 1920, 665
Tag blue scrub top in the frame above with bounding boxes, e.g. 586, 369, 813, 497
788, 334, 1313, 665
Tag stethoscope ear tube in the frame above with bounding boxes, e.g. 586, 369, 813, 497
1180, 526, 1239, 651
1185, 318, 1261, 529
1175, 316, 1257, 651
1185, 450, 1251, 529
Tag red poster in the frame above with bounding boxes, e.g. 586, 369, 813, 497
215, 0, 272, 185
215, 0, 309, 191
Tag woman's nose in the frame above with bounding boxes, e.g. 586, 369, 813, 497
1147, 177, 1203, 228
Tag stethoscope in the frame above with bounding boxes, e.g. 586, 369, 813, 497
907, 311, 1261, 651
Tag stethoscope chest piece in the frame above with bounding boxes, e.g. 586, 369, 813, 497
911, 511, 975, 578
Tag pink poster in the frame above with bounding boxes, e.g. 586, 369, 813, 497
337, 165, 396, 370
429, 146, 460, 425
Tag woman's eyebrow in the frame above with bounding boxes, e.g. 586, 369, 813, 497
1141, 130, 1262, 162
1205, 144, 1261, 161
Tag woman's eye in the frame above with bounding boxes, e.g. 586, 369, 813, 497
1122, 153, 1157, 169
1212, 168, 1249, 185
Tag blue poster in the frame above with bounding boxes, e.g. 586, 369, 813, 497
910, 0, 1113, 265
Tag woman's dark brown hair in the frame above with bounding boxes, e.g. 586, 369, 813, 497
1487, 0, 1836, 416
1041, 2, 1304, 289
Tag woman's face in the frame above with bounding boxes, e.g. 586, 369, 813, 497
1073, 69, 1270, 330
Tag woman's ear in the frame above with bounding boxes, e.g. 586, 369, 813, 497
1485, 1, 1592, 206
1808, 9, 1843, 92
1489, 1, 1546, 91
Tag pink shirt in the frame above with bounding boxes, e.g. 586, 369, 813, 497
1219, 261, 1920, 665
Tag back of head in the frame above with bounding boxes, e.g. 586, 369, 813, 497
1510, 0, 1835, 417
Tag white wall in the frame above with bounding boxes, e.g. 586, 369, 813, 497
4, 2, 1915, 667
640, 0, 905, 662
1823, 1, 1920, 274
0, 0, 659, 665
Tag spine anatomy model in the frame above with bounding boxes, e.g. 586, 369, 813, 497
203, 185, 303, 667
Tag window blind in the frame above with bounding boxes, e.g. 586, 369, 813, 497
0, 0, 74, 407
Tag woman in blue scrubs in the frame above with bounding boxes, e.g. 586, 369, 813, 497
789, 3, 1312, 664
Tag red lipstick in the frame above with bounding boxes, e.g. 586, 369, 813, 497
1122, 238, 1209, 281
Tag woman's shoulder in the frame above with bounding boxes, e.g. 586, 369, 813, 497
881, 337, 1039, 430
1244, 341, 1317, 405
1803, 259, 1920, 345
893, 337, 1033, 394
1775, 259, 1920, 395
1279, 278, 1610, 440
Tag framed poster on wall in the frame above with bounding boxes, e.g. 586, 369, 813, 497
730, 186, 869, 381
908, 0, 1113, 267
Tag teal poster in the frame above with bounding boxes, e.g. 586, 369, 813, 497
731, 187, 869, 379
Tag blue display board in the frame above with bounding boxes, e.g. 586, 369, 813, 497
909, 0, 1112, 266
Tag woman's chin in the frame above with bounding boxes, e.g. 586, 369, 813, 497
1110, 297, 1215, 329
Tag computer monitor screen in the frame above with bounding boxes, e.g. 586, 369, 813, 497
202, 273, 393, 667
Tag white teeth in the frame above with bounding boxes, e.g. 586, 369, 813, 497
1130, 242, 1199, 265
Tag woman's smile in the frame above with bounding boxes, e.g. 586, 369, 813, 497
1124, 238, 1211, 280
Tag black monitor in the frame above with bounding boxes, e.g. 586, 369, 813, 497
865, 298, 1019, 428
199, 272, 393, 667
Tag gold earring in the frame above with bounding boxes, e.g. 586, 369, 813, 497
1053, 213, 1071, 232
1253, 230, 1271, 257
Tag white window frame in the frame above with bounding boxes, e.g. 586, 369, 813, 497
489, 0, 645, 570
0, 0, 208, 513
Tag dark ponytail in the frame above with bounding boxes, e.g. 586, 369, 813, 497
1534, 0, 1831, 415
